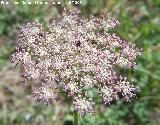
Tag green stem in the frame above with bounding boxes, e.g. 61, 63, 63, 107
73, 111, 79, 125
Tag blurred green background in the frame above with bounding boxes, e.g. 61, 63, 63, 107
0, 0, 160, 125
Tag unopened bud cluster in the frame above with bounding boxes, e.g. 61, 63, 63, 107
11, 10, 142, 116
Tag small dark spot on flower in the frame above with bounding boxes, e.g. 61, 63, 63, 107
38, 33, 43, 37
91, 40, 97, 44
75, 41, 81, 47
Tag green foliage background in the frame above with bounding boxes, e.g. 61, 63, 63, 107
0, 0, 160, 125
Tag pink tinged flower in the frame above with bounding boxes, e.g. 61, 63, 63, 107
116, 56, 131, 67
95, 65, 101, 73
106, 14, 120, 28
22, 61, 40, 80
32, 82, 57, 104
11, 51, 31, 64
100, 86, 116, 104
20, 21, 43, 37
81, 75, 94, 88
60, 69, 73, 78
73, 97, 95, 116
82, 58, 90, 64
118, 76, 140, 101
60, 81, 81, 96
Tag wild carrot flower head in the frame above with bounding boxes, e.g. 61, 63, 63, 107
11, 10, 142, 116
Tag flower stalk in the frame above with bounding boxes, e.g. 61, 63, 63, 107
74, 111, 79, 125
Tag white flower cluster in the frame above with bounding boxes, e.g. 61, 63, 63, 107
11, 10, 142, 116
